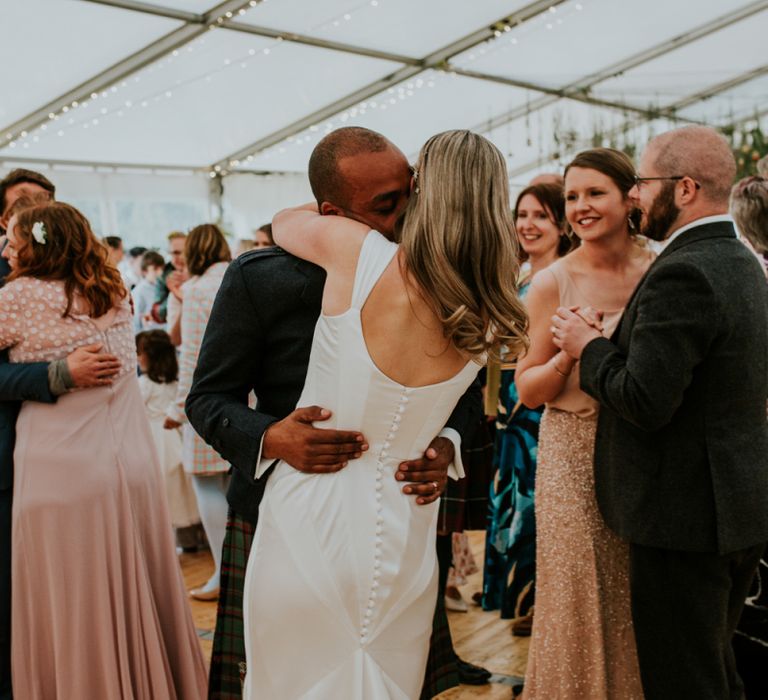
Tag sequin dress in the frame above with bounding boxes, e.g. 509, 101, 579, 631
0, 277, 207, 699
523, 261, 644, 699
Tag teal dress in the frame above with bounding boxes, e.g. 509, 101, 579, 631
481, 280, 541, 618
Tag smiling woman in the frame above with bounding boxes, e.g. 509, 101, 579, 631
515, 148, 654, 700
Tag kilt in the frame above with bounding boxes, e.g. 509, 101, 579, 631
437, 416, 494, 535
420, 594, 460, 699
208, 509, 460, 699
207, 509, 254, 700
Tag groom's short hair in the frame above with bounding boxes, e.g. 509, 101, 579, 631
308, 127, 393, 207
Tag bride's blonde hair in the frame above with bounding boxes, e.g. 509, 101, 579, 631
400, 130, 528, 361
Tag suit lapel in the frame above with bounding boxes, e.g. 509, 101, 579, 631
293, 258, 326, 308
610, 222, 736, 342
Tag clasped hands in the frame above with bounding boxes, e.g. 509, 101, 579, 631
550, 306, 604, 360
263, 406, 450, 505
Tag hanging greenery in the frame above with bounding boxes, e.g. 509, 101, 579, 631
723, 122, 767, 179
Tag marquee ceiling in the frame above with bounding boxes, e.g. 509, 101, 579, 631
3, 0, 767, 182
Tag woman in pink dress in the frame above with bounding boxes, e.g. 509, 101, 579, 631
0, 199, 207, 699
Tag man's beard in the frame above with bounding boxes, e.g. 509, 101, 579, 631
640, 181, 680, 242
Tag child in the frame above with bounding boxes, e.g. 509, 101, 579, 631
132, 250, 166, 333
136, 330, 200, 537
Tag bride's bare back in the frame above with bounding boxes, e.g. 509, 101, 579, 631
359, 250, 468, 388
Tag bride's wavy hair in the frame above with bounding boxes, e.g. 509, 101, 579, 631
400, 130, 529, 362
8, 200, 126, 318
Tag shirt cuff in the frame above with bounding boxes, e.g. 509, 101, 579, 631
254, 431, 278, 480
437, 427, 464, 480
48, 359, 73, 397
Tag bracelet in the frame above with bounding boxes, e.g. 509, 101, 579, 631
552, 362, 571, 378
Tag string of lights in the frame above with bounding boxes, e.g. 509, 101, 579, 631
4, 0, 269, 151
222, 1, 589, 173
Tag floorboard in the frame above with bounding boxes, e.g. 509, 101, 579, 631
181, 531, 529, 697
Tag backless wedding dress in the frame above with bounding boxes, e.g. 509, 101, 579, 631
243, 231, 478, 699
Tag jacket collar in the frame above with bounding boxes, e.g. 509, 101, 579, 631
611, 221, 736, 340
293, 256, 326, 308
657, 220, 737, 261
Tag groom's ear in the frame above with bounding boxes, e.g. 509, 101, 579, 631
320, 201, 345, 217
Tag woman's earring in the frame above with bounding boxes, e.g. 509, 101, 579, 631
627, 215, 636, 231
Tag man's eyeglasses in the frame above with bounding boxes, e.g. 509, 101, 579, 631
634, 175, 701, 189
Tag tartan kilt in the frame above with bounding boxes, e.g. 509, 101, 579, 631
438, 416, 495, 535
207, 509, 254, 700
208, 509, 459, 699
420, 593, 460, 699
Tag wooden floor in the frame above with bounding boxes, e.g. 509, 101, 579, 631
181, 531, 528, 699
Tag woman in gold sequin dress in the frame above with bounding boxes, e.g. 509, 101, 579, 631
516, 149, 655, 699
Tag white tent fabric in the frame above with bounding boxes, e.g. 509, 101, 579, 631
2, 0, 766, 245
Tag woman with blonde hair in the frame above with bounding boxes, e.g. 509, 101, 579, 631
240, 129, 528, 698
0, 200, 206, 698
165, 223, 232, 601
516, 148, 654, 699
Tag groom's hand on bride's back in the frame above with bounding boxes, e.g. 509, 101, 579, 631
262, 405, 369, 474
396, 436, 453, 506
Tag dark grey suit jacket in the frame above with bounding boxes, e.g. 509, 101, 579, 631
581, 221, 768, 554
186, 247, 482, 527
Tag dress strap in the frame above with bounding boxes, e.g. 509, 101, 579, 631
350, 230, 399, 310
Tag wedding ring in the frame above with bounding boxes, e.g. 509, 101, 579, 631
431, 481, 439, 492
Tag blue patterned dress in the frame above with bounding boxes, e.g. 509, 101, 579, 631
481, 279, 542, 618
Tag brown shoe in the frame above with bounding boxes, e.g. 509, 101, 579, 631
511, 610, 533, 637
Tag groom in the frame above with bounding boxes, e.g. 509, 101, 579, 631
553, 126, 768, 699
187, 127, 483, 700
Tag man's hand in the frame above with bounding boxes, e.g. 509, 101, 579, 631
164, 417, 182, 430
396, 436, 453, 505
551, 306, 602, 359
263, 406, 368, 474
66, 343, 121, 387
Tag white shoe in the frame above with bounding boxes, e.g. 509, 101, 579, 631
445, 592, 468, 612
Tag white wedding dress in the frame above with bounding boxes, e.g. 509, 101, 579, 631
243, 231, 478, 699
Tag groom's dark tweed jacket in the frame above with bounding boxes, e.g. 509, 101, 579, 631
187, 246, 481, 698
581, 221, 768, 554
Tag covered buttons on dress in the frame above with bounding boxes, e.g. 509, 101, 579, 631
360, 386, 412, 645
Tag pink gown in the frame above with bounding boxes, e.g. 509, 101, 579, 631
0, 277, 207, 699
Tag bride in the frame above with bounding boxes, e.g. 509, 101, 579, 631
242, 130, 528, 699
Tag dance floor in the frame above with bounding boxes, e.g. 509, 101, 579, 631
182, 531, 528, 699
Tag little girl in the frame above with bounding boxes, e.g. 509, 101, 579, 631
136, 330, 200, 535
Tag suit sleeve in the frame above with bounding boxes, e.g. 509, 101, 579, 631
580, 261, 718, 432
444, 374, 483, 441
0, 358, 55, 404
185, 262, 277, 482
